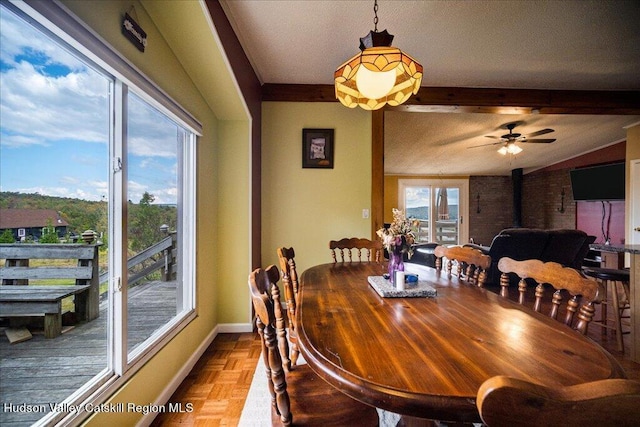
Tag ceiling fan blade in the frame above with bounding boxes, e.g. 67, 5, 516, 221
468, 142, 501, 149
527, 128, 555, 137
485, 135, 502, 139
522, 138, 556, 144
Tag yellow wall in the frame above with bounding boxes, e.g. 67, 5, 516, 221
58, 0, 251, 424
261, 102, 371, 274
217, 120, 252, 324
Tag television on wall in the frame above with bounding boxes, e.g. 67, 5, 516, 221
570, 162, 625, 201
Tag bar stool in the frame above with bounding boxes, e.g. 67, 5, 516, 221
583, 267, 630, 352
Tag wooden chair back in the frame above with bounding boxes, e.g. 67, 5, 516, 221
329, 237, 383, 263
497, 257, 600, 334
277, 246, 300, 366
248, 266, 379, 426
434, 245, 492, 287
248, 266, 293, 423
477, 375, 640, 427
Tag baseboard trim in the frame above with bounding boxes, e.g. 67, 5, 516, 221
137, 325, 220, 426
218, 322, 253, 333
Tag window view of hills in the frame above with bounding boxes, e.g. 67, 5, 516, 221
1, 192, 107, 238
406, 205, 459, 220
0, 192, 176, 251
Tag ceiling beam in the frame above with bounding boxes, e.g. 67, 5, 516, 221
262, 84, 640, 115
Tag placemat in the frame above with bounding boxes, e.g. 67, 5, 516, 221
367, 276, 437, 298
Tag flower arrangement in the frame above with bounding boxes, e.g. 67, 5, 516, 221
376, 208, 415, 258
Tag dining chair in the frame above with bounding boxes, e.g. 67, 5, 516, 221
497, 257, 600, 334
477, 375, 640, 427
248, 266, 380, 426
434, 245, 491, 287
277, 246, 300, 367
329, 237, 383, 263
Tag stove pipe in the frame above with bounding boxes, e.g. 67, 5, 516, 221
512, 168, 523, 227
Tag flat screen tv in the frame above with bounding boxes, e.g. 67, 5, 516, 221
570, 162, 625, 201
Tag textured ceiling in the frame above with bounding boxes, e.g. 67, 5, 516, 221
220, 0, 640, 174
384, 113, 636, 175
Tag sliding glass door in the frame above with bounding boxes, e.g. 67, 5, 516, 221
399, 179, 469, 245
0, 3, 198, 424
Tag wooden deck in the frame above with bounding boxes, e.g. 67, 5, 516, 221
0, 280, 177, 427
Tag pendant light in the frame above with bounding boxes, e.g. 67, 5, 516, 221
334, 0, 423, 110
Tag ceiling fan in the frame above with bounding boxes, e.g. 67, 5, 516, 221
471, 121, 556, 155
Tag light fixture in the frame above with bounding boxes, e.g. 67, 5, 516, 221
334, 0, 423, 110
498, 142, 523, 155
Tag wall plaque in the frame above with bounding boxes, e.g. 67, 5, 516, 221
122, 12, 147, 52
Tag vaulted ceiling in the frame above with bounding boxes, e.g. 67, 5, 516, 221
220, 0, 640, 175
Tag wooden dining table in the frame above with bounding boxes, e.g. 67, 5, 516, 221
296, 262, 627, 423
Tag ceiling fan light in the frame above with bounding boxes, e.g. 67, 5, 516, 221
497, 146, 508, 155
508, 143, 523, 154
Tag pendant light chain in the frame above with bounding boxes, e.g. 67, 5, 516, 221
373, 0, 379, 32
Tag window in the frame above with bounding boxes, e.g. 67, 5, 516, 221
399, 179, 469, 245
0, 2, 199, 425
125, 91, 195, 361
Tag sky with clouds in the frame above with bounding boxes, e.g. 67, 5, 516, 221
0, 4, 178, 204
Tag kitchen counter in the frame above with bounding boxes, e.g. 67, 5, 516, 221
590, 243, 640, 255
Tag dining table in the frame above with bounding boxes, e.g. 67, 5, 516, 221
296, 261, 627, 423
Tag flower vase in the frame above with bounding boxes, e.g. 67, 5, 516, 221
388, 246, 405, 286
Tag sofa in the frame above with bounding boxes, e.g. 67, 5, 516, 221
404, 242, 438, 267
464, 228, 596, 286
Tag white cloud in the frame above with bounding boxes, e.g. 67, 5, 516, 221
0, 132, 49, 148
0, 6, 85, 71
7, 185, 102, 201
0, 6, 182, 204
0, 61, 110, 147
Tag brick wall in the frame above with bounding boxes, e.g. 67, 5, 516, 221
470, 169, 578, 247
468, 176, 513, 246
522, 168, 576, 230
471, 164, 623, 246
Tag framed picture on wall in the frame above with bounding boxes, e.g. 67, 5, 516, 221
302, 128, 334, 169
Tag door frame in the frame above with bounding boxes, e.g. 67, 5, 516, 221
398, 178, 470, 245
629, 158, 640, 246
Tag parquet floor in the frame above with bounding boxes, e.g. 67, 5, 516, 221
150, 332, 262, 426
151, 288, 640, 426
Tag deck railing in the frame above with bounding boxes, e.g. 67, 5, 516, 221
98, 231, 177, 288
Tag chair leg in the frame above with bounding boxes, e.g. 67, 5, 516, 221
599, 280, 609, 336
620, 281, 631, 326
610, 281, 624, 353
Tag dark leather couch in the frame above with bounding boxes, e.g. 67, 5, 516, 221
465, 228, 596, 285
404, 242, 438, 267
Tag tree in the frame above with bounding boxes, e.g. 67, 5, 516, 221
129, 192, 163, 252
0, 229, 15, 243
39, 218, 60, 243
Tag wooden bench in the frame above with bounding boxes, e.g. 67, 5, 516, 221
0, 244, 100, 338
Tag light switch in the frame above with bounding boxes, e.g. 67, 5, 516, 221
362, 209, 370, 219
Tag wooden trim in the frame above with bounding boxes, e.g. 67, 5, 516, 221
372, 110, 384, 239
262, 84, 640, 115
205, 0, 263, 270
262, 84, 338, 103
